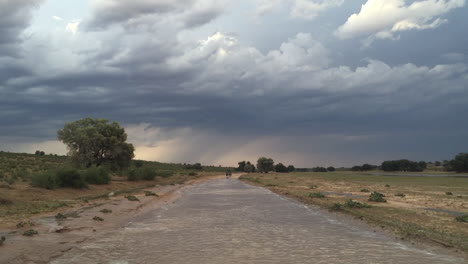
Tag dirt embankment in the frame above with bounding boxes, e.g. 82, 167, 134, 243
0, 174, 230, 264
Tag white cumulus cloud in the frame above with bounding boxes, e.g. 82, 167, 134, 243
336, 0, 465, 40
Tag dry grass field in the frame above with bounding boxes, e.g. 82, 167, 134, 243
240, 172, 468, 253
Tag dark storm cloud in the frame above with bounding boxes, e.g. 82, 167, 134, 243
85, 0, 227, 30
0, 0, 43, 56
1, 0, 467, 166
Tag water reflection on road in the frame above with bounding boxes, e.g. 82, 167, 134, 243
51, 179, 465, 264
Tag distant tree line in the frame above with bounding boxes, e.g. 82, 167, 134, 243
346, 153, 468, 173
236, 158, 295, 173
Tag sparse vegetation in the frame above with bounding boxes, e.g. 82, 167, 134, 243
308, 192, 326, 198
23, 229, 39, 237
369, 192, 387, 202
100, 209, 113, 214
0, 236, 5, 246
395, 193, 406, 198
126, 195, 140, 202
446, 192, 453, 195
456, 215, 468, 223
331, 203, 343, 210
240, 171, 468, 253
144, 191, 158, 197
345, 199, 372, 208
93, 216, 104, 221
55, 213, 67, 220
360, 188, 370, 192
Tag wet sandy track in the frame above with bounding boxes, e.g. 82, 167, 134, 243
50, 179, 465, 264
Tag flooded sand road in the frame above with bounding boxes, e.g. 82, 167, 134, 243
51, 178, 465, 264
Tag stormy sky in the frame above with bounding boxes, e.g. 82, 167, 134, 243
1, 0, 467, 167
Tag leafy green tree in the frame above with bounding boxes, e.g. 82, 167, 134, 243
327, 166, 336, 172
275, 163, 288, 173
449, 153, 468, 172
257, 157, 274, 173
244, 162, 255, 173
237, 161, 246, 172
287, 165, 295, 172
58, 118, 134, 170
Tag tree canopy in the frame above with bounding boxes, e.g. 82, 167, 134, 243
257, 157, 274, 173
449, 153, 468, 172
58, 118, 134, 170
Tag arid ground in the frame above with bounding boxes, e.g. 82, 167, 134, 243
1, 174, 466, 263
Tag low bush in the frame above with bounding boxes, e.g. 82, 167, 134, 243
56, 168, 87, 189
82, 167, 111, 185
395, 193, 406, 198
369, 192, 387, 202
188, 172, 198, 176
93, 216, 104, 221
157, 171, 174, 178
309, 184, 319, 189
31, 172, 58, 190
0, 236, 5, 246
126, 195, 140, 202
308, 192, 326, 198
360, 189, 370, 192
144, 191, 158, 197
100, 209, 113, 214
345, 199, 372, 208
23, 229, 39, 236
455, 215, 468, 223
446, 192, 453, 195
127, 167, 157, 181
385, 184, 391, 188
331, 203, 343, 211
55, 213, 67, 220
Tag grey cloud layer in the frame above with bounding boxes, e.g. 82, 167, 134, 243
0, 0, 467, 166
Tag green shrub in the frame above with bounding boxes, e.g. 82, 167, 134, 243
308, 192, 326, 198
127, 167, 156, 181
82, 167, 111, 185
331, 203, 343, 210
31, 173, 58, 190
93, 216, 104, 221
56, 169, 87, 189
369, 192, 387, 202
144, 191, 158, 197
385, 184, 391, 188
55, 213, 67, 220
345, 199, 372, 208
157, 171, 174, 178
23, 229, 38, 236
133, 160, 144, 168
455, 215, 468, 223
126, 195, 140, 202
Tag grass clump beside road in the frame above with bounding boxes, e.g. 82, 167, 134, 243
456, 215, 468, 223
23, 229, 39, 237
369, 192, 387, 202
240, 171, 468, 253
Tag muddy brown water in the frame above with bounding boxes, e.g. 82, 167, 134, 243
49, 179, 464, 264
